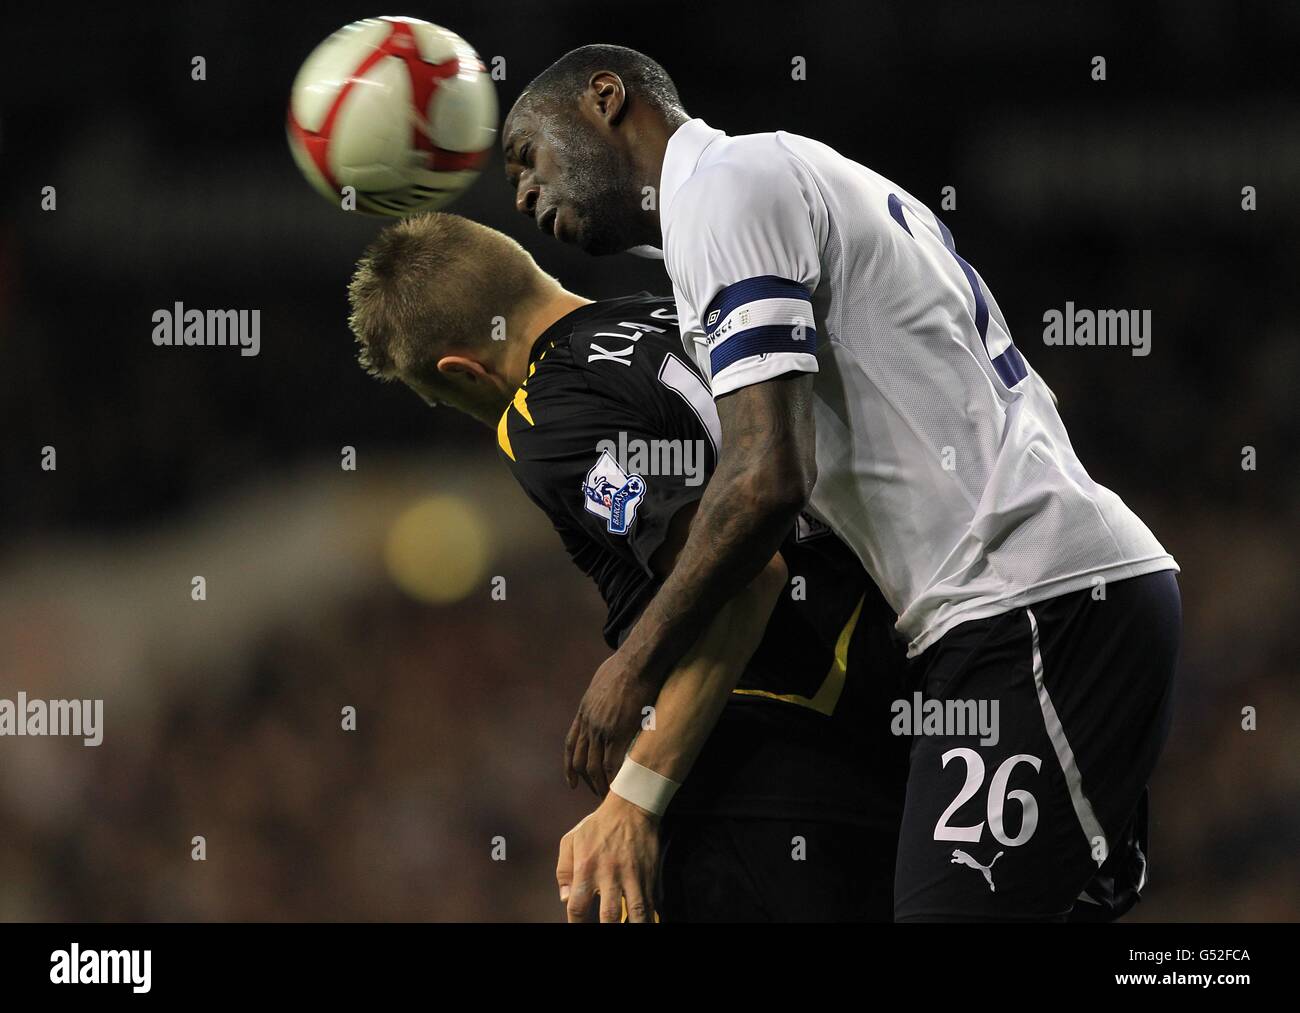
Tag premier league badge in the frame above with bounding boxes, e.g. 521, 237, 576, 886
582, 450, 647, 535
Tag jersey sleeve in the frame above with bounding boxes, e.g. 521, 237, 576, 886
501, 361, 713, 584
666, 154, 826, 398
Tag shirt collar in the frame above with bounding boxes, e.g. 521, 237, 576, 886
660, 118, 725, 221
525, 295, 652, 365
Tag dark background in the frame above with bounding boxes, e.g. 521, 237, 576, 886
0, 0, 1295, 920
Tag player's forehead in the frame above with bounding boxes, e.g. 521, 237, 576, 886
501, 101, 538, 160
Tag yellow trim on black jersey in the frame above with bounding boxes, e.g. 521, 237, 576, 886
512, 386, 534, 425
497, 361, 541, 461
497, 405, 516, 461
731, 594, 864, 716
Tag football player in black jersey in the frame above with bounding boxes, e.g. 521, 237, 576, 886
346, 212, 912, 922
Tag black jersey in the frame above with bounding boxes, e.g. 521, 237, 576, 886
499, 294, 909, 826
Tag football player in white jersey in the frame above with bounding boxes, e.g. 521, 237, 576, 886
503, 45, 1181, 920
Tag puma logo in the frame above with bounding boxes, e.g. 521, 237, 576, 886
951, 849, 1004, 892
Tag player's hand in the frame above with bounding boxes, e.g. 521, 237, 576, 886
556, 792, 660, 923
565, 648, 657, 796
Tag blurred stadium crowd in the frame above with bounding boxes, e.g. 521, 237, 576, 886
0, 1, 1296, 920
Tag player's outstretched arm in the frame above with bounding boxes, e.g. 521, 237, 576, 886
557, 551, 788, 923
625, 549, 789, 784
564, 372, 817, 792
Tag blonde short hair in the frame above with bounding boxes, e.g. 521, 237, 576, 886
347, 213, 549, 381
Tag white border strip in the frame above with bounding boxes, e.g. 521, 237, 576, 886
1027, 607, 1107, 865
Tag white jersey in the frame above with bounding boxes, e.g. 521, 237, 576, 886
659, 119, 1177, 656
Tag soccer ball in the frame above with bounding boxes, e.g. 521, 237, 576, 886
287, 16, 498, 217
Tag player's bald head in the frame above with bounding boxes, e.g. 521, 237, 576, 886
509, 44, 685, 124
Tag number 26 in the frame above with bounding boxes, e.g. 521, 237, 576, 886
933, 748, 1042, 848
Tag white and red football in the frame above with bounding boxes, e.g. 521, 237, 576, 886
287, 16, 498, 217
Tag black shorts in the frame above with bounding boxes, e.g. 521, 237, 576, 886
657, 816, 898, 922
893, 569, 1180, 922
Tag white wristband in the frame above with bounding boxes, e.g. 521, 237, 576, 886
610, 757, 681, 817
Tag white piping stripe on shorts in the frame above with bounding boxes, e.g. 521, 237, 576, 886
1027, 607, 1108, 866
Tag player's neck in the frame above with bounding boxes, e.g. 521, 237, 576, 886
504, 288, 593, 388
631, 105, 689, 244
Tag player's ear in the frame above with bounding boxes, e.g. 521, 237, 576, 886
436, 354, 509, 393
436, 354, 488, 383
583, 71, 627, 127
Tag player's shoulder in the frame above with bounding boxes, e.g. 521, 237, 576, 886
561, 292, 682, 366
497, 294, 687, 467
665, 133, 826, 268
674, 131, 810, 207
531, 293, 686, 398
